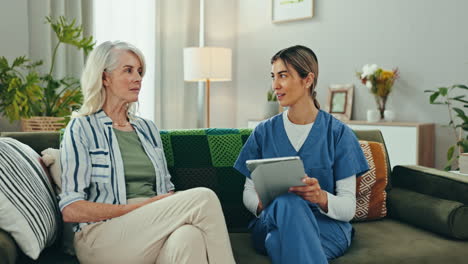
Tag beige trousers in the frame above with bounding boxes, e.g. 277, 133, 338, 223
74, 188, 236, 264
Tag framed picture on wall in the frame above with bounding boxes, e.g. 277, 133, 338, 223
271, 0, 314, 23
326, 84, 354, 121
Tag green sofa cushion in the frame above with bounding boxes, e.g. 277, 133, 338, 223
388, 187, 468, 239
160, 128, 253, 231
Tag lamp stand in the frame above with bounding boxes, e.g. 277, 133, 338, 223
206, 78, 210, 128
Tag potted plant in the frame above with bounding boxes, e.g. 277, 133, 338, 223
264, 90, 279, 118
0, 16, 94, 131
425, 84, 468, 170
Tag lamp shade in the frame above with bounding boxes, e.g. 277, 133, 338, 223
183, 47, 232, 82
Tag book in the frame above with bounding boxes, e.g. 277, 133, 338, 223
246, 156, 306, 207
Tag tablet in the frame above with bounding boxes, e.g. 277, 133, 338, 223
246, 156, 301, 172
246, 156, 306, 206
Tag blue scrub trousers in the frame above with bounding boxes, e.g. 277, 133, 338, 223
249, 193, 352, 264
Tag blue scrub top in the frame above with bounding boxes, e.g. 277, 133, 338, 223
234, 110, 369, 195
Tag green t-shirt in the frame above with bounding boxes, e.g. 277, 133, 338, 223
113, 128, 157, 199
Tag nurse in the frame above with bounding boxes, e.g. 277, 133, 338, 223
234, 45, 369, 264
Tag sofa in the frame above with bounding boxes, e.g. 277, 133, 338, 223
1, 129, 468, 264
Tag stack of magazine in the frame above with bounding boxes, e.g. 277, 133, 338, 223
246, 156, 306, 206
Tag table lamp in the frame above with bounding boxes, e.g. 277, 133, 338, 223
183, 47, 232, 127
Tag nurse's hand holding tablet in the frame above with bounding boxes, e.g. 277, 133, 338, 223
289, 176, 328, 212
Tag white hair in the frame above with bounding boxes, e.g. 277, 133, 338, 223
72, 41, 146, 118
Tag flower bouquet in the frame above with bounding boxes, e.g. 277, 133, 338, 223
356, 64, 399, 119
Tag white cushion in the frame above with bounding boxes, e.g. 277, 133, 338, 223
0, 138, 59, 259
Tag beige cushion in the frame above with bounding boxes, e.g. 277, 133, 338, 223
41, 148, 75, 256
41, 148, 62, 193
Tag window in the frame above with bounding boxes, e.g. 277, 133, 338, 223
93, 0, 156, 121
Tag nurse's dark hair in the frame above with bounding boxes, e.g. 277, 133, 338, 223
271, 45, 320, 109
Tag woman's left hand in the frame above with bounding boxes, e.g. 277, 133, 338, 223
289, 176, 328, 212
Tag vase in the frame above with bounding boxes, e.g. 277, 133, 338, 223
384, 110, 395, 122
374, 95, 388, 119
264, 101, 279, 118
366, 109, 380, 122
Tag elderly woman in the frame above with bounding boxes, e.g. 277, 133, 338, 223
59, 41, 235, 264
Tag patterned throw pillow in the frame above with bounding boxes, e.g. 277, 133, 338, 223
353, 140, 388, 221
0, 138, 60, 259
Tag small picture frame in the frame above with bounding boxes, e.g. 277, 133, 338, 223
271, 0, 314, 23
326, 84, 354, 121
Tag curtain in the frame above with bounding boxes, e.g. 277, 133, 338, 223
157, 0, 200, 129
28, 0, 93, 81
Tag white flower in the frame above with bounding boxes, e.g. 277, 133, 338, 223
366, 80, 373, 89
361, 64, 378, 79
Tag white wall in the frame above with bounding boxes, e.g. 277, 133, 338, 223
235, 0, 468, 169
0, 0, 29, 131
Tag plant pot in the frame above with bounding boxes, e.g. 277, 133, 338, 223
460, 153, 468, 174
21, 116, 66, 132
264, 101, 279, 119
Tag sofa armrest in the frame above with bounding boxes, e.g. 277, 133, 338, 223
392, 165, 468, 205
389, 165, 468, 239
0, 229, 17, 264
387, 187, 468, 239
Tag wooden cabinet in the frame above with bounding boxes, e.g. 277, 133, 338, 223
346, 121, 435, 168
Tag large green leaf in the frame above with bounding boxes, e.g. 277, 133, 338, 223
429, 92, 440, 104
458, 139, 468, 153
46, 16, 95, 55
12, 56, 27, 68
447, 145, 455, 161
452, 84, 468, 90
453, 98, 468, 104
452, 107, 468, 123
438, 87, 448, 96
443, 145, 457, 171
0, 56, 9, 70
462, 123, 468, 131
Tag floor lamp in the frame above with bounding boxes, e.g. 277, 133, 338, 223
183, 47, 232, 127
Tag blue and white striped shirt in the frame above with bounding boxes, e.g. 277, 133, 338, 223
59, 110, 174, 231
